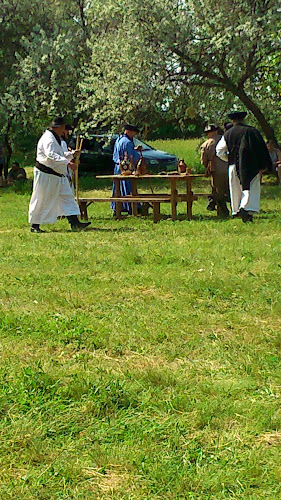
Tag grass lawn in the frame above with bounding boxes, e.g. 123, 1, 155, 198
151, 138, 204, 172
0, 142, 280, 499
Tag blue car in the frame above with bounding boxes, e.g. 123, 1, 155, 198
73, 134, 178, 174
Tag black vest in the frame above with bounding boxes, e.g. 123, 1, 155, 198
224, 124, 271, 189
224, 123, 249, 166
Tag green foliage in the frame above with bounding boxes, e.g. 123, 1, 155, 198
80, 0, 280, 139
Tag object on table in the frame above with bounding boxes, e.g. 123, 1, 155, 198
178, 158, 187, 174
120, 151, 134, 175
135, 154, 148, 176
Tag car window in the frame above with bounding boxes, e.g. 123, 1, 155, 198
133, 138, 154, 151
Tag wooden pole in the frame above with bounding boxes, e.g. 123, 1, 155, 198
75, 136, 83, 202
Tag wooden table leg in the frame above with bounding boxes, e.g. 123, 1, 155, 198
186, 177, 193, 219
79, 202, 88, 220
115, 179, 121, 219
131, 178, 138, 216
170, 179, 177, 221
153, 202, 160, 223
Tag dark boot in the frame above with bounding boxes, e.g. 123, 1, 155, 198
240, 208, 253, 223
67, 215, 91, 230
217, 200, 229, 218
31, 224, 45, 233
207, 196, 216, 211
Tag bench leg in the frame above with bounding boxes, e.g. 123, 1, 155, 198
153, 202, 161, 223
142, 203, 149, 216
115, 179, 122, 219
131, 179, 138, 216
79, 202, 88, 220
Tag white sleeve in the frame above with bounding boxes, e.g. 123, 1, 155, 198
44, 138, 72, 173
216, 136, 229, 162
61, 140, 74, 161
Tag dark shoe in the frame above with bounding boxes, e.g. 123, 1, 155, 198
207, 197, 216, 211
220, 210, 230, 219
217, 201, 229, 218
31, 224, 45, 233
67, 215, 91, 230
240, 208, 253, 223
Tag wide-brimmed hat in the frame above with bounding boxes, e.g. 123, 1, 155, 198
204, 124, 218, 133
50, 116, 66, 128
227, 111, 247, 120
123, 123, 139, 132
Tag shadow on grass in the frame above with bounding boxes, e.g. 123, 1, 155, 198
87, 213, 232, 223
85, 226, 136, 233
49, 226, 137, 234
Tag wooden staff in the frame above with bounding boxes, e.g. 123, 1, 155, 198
75, 136, 83, 202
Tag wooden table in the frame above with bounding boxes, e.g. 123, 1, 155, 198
78, 174, 207, 222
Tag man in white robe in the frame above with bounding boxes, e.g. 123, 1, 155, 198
216, 111, 271, 223
29, 117, 90, 233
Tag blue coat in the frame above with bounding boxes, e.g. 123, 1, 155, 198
113, 134, 140, 173
111, 134, 141, 213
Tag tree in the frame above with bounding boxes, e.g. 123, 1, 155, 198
0, 0, 90, 171
81, 0, 280, 140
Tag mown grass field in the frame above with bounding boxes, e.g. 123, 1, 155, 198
0, 140, 280, 499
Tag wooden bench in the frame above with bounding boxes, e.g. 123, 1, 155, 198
78, 195, 175, 223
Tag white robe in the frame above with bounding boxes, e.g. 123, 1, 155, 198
216, 136, 260, 215
29, 130, 80, 225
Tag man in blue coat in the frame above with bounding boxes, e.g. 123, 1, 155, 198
112, 124, 141, 215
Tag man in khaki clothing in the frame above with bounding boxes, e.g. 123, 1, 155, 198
201, 124, 230, 217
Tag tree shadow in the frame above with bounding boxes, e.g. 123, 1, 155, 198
50, 225, 136, 234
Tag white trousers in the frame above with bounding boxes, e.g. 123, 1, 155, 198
229, 165, 260, 215
29, 168, 80, 225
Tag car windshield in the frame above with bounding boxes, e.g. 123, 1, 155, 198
133, 138, 153, 151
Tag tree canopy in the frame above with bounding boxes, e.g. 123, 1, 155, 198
0, 0, 280, 165
81, 0, 280, 139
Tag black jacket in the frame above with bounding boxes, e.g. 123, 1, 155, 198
224, 123, 271, 190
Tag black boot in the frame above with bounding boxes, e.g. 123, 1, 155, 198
240, 208, 253, 223
67, 215, 91, 230
217, 200, 229, 218
206, 196, 216, 211
31, 224, 45, 233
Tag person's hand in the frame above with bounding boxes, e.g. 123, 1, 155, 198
68, 161, 77, 172
134, 145, 143, 152
73, 149, 81, 158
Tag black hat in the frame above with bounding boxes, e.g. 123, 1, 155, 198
227, 111, 247, 120
123, 123, 139, 132
65, 124, 73, 131
204, 124, 218, 133
50, 116, 66, 128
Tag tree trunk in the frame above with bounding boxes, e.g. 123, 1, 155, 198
233, 87, 276, 141
3, 118, 13, 178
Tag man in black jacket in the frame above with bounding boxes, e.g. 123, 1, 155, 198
216, 111, 271, 222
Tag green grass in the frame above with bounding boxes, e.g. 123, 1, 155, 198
0, 143, 281, 499
150, 138, 204, 172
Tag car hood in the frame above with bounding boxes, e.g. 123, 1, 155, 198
142, 149, 178, 161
